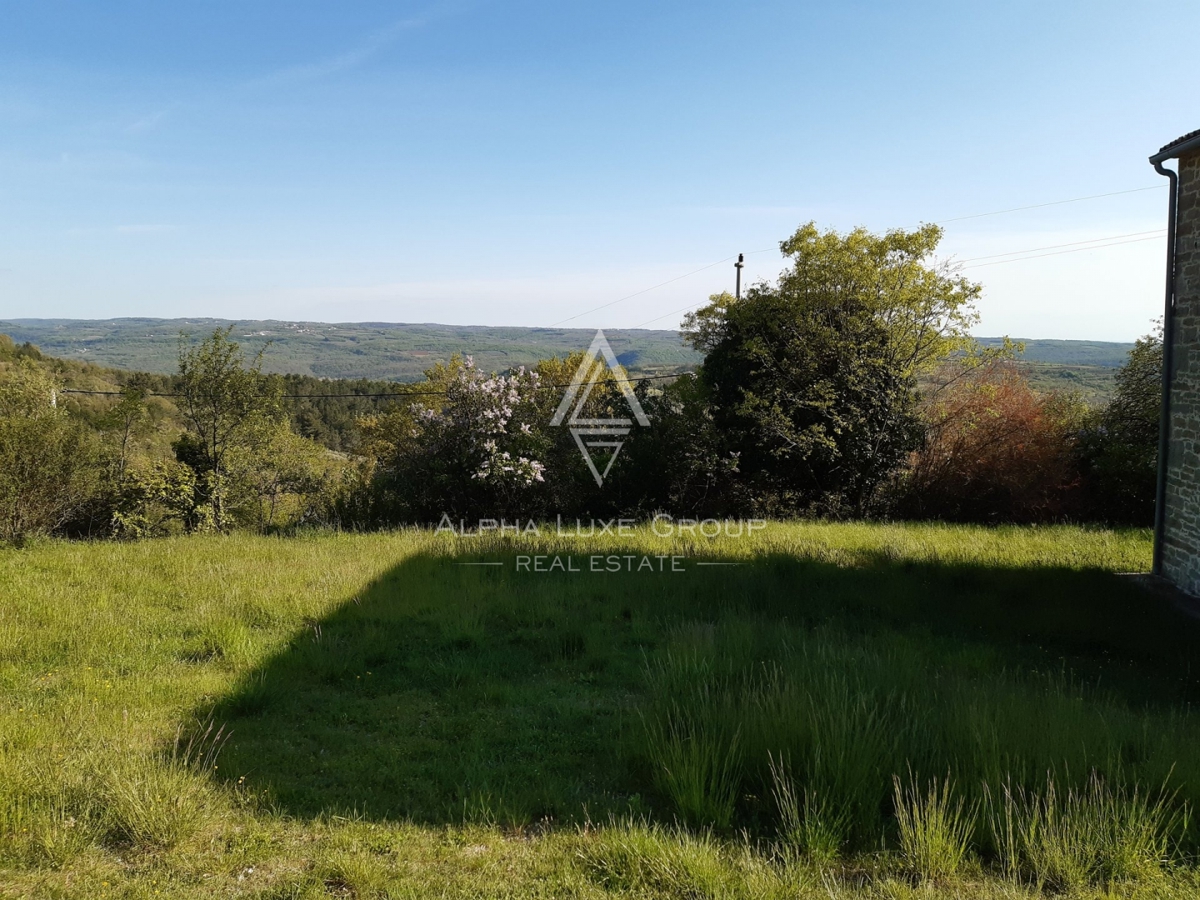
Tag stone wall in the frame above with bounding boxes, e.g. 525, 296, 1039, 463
1162, 152, 1200, 594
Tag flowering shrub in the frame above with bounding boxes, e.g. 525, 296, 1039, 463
416, 358, 546, 490
362, 357, 551, 522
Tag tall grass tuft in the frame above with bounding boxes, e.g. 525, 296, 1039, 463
804, 676, 895, 847
579, 819, 742, 898
768, 752, 847, 863
644, 707, 742, 830
892, 773, 977, 881
102, 719, 230, 851
988, 770, 1185, 889
102, 757, 216, 851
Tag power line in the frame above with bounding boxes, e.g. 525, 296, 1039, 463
934, 184, 1166, 224
547, 256, 737, 327
633, 304, 708, 330
957, 229, 1166, 263
549, 185, 1168, 330
634, 226, 1168, 328
61, 388, 438, 399
45, 184, 1176, 384
629, 248, 779, 329
961, 233, 1164, 269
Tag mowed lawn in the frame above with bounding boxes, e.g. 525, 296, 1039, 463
4, 523, 1200, 898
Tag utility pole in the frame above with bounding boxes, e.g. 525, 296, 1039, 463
734, 253, 744, 300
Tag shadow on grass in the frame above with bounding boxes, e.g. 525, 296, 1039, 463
195, 547, 1200, 825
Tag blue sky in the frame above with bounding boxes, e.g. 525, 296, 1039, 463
0, 1, 1195, 340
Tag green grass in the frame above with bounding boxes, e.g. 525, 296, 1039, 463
893, 774, 978, 880
3, 522, 1199, 897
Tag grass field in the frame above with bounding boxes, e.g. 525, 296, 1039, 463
3, 523, 1200, 898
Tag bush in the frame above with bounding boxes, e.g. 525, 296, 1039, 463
359, 356, 550, 523
223, 419, 334, 531
109, 458, 200, 538
0, 361, 100, 543
897, 360, 1086, 522
1078, 331, 1161, 524
613, 374, 745, 518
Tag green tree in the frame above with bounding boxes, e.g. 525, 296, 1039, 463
1080, 327, 1162, 523
684, 222, 980, 515
615, 373, 745, 516
176, 328, 283, 529
99, 376, 153, 483
0, 361, 99, 542
224, 419, 332, 530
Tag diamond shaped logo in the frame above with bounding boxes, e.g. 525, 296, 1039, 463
550, 330, 650, 487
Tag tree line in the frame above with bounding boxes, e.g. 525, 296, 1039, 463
0, 222, 1160, 543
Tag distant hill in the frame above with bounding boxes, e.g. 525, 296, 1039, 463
0, 319, 1138, 401
975, 338, 1137, 404
0, 319, 699, 381
976, 337, 1135, 368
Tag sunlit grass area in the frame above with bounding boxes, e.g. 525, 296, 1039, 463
5, 523, 1200, 898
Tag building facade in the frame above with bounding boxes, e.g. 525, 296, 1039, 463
1154, 130, 1200, 594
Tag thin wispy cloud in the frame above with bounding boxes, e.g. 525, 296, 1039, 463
251, 16, 428, 88
126, 107, 173, 135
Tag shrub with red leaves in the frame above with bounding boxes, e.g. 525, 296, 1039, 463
896, 360, 1086, 522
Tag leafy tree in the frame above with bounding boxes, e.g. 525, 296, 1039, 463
99, 376, 153, 483
1079, 328, 1162, 523
0, 361, 99, 542
615, 374, 745, 517
176, 328, 283, 529
224, 419, 332, 531
0, 335, 44, 362
684, 222, 980, 515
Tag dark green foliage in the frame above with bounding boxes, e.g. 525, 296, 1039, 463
697, 290, 921, 514
279, 374, 414, 452
613, 375, 746, 517
683, 223, 978, 515
1078, 331, 1162, 524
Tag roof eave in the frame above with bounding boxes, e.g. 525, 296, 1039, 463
1151, 132, 1200, 164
